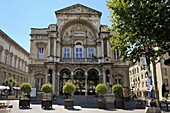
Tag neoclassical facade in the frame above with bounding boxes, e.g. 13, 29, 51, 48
29, 4, 130, 96
0, 29, 29, 86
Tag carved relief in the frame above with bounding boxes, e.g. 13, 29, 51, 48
36, 42, 47, 47
0, 45, 3, 52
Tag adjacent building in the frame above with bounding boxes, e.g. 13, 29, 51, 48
29, 4, 130, 96
0, 29, 29, 86
129, 57, 170, 100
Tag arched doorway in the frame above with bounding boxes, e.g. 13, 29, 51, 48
73, 69, 85, 95
87, 69, 99, 95
59, 69, 71, 95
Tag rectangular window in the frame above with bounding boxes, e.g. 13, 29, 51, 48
0, 52, 2, 62
63, 48, 71, 58
162, 68, 167, 76
87, 48, 95, 58
75, 48, 83, 58
38, 48, 44, 60
115, 78, 121, 84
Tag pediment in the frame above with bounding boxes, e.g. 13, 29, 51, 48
55, 4, 102, 16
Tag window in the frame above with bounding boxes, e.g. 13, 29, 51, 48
14, 58, 16, 68
38, 48, 44, 59
63, 48, 71, 58
9, 55, 12, 66
75, 48, 83, 58
113, 49, 121, 60
18, 60, 20, 69
87, 48, 95, 58
0, 52, 2, 62
115, 78, 121, 84
5, 53, 8, 64
164, 79, 169, 86
162, 68, 167, 76
75, 42, 83, 58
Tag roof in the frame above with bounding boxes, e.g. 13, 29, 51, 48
55, 3, 102, 16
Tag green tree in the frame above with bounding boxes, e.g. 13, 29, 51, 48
107, 0, 170, 106
95, 84, 108, 98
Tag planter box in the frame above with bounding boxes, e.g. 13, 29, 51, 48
124, 101, 136, 109
64, 99, 74, 109
19, 99, 30, 108
115, 100, 124, 109
97, 99, 106, 109
41, 100, 52, 109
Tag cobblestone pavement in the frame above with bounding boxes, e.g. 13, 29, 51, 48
0, 100, 169, 113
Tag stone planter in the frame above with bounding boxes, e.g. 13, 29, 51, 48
97, 99, 106, 109
19, 99, 30, 108
64, 99, 74, 109
41, 100, 52, 109
124, 100, 136, 109
115, 99, 124, 109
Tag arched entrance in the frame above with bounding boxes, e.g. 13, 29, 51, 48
59, 69, 71, 95
73, 69, 85, 95
87, 69, 99, 95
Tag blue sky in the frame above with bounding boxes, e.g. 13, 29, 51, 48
0, 0, 111, 52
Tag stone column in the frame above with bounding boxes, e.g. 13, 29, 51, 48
52, 70, 56, 94
54, 38, 57, 62
101, 39, 104, 62
45, 70, 49, 83
102, 68, 106, 84
85, 72, 88, 96
56, 39, 61, 62
56, 73, 60, 96
48, 38, 51, 57
71, 72, 74, 82
107, 39, 110, 58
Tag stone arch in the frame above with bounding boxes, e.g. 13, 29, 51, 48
58, 67, 71, 75
73, 68, 85, 95
59, 19, 98, 38
87, 68, 99, 95
59, 68, 71, 94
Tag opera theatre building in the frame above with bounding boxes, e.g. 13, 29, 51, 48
28, 4, 130, 96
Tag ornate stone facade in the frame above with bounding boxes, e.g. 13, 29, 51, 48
0, 29, 29, 86
29, 4, 130, 96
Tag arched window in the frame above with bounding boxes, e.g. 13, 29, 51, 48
75, 41, 83, 58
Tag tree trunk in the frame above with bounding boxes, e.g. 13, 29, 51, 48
151, 60, 160, 108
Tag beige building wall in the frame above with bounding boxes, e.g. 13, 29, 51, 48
0, 29, 29, 86
129, 58, 170, 100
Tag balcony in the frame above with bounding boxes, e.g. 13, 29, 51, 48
60, 58, 98, 63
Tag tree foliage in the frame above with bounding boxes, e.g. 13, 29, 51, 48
107, 0, 170, 63
41, 83, 52, 94
112, 84, 123, 94
95, 84, 108, 96
20, 82, 32, 94
63, 81, 76, 94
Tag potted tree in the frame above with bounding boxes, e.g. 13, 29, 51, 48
95, 83, 108, 109
41, 83, 53, 109
112, 84, 124, 109
63, 81, 76, 109
19, 82, 32, 108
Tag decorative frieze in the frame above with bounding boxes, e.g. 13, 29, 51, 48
36, 42, 47, 47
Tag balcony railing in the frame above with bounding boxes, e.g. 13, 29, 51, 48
60, 58, 98, 63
